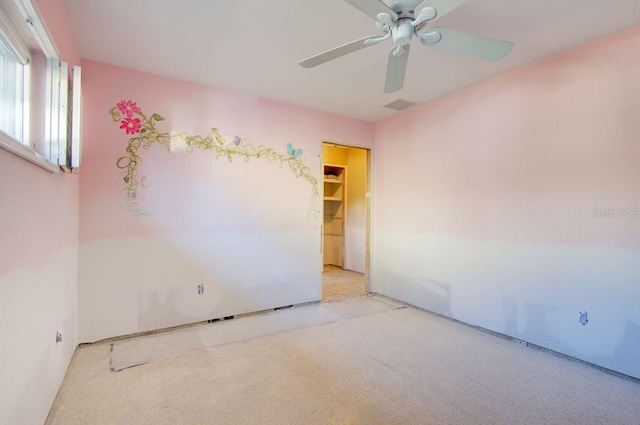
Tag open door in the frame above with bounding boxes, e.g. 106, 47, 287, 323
321, 142, 370, 301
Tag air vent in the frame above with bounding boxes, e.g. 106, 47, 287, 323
384, 99, 416, 111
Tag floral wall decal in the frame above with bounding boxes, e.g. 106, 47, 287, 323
109, 100, 319, 217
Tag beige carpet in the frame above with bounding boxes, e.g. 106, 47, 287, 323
46, 296, 640, 425
322, 265, 366, 301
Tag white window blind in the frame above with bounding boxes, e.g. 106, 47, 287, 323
0, 5, 29, 143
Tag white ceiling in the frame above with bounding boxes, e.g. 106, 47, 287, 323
60, 0, 640, 122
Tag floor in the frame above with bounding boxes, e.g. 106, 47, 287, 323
322, 265, 366, 301
46, 295, 640, 425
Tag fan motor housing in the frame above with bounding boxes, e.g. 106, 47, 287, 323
392, 19, 414, 45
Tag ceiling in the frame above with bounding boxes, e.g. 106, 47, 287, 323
60, 0, 640, 122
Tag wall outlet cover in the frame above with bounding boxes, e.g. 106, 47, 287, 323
580, 311, 588, 325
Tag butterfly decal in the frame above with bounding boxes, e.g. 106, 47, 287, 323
287, 143, 303, 159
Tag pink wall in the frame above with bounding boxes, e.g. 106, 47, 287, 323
78, 60, 374, 341
3, 2, 638, 420
79, 61, 373, 242
35, 0, 81, 65
373, 26, 640, 378
0, 1, 81, 424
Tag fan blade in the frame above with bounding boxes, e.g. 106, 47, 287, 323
299, 35, 380, 68
343, 0, 398, 22
415, 0, 468, 23
384, 44, 410, 93
422, 27, 514, 62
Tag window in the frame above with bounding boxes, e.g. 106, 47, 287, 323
0, 3, 29, 144
0, 0, 81, 173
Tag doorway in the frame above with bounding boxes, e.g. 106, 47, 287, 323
321, 142, 370, 302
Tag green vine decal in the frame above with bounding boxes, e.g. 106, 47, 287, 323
109, 100, 318, 217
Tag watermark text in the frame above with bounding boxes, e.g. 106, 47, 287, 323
592, 208, 639, 218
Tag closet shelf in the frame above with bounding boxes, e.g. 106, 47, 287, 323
323, 163, 346, 268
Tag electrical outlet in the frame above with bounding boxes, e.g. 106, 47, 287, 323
579, 311, 588, 325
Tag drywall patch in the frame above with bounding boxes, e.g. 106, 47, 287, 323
379, 270, 452, 318
607, 321, 640, 379
373, 230, 640, 379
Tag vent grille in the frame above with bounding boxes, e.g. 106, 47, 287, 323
384, 99, 416, 111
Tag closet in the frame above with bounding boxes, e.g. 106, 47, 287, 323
323, 164, 345, 267
322, 143, 368, 273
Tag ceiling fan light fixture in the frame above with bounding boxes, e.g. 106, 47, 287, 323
392, 20, 414, 45
299, 0, 514, 93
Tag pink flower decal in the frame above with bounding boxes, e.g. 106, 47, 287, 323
120, 117, 142, 135
215, 134, 227, 145
117, 100, 141, 118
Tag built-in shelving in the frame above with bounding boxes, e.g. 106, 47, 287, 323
323, 164, 346, 267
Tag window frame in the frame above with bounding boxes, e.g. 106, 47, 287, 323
0, 0, 77, 173
0, 2, 31, 145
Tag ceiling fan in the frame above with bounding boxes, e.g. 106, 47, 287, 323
299, 0, 514, 93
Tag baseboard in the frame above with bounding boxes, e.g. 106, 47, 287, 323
78, 299, 322, 347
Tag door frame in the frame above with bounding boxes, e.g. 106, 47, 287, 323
320, 141, 372, 293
